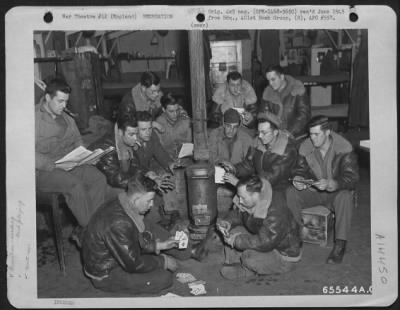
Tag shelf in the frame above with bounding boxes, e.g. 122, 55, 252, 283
34, 57, 73, 63
118, 56, 175, 61
34, 56, 110, 63
295, 72, 350, 87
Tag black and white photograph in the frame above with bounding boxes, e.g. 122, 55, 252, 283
5, 5, 397, 308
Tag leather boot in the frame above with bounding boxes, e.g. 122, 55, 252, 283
190, 226, 215, 261
326, 239, 346, 264
190, 242, 209, 261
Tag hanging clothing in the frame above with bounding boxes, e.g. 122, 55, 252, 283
349, 30, 369, 128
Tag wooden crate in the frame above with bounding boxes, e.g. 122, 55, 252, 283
301, 206, 333, 247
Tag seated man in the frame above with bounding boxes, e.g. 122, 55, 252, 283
209, 108, 252, 165
212, 71, 257, 136
209, 108, 253, 216
135, 111, 178, 224
218, 176, 302, 280
261, 65, 311, 139
286, 116, 359, 264
155, 93, 192, 220
93, 114, 173, 193
35, 77, 118, 236
212, 71, 257, 114
156, 93, 192, 160
221, 112, 298, 207
82, 173, 192, 295
120, 71, 163, 119
119, 71, 165, 133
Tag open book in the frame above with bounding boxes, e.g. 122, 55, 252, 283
178, 143, 194, 158
55, 145, 114, 171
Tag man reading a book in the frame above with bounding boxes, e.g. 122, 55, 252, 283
35, 77, 118, 237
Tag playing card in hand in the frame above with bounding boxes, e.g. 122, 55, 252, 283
174, 230, 189, 249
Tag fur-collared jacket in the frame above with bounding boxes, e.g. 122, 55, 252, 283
292, 132, 359, 190
235, 131, 298, 190
228, 178, 302, 258
90, 132, 140, 189
82, 196, 164, 279
261, 75, 311, 138
91, 125, 172, 189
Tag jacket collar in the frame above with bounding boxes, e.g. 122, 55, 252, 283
299, 131, 352, 157
118, 192, 145, 232
253, 178, 273, 219
39, 97, 59, 119
238, 178, 272, 219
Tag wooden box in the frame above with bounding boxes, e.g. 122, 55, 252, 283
301, 206, 333, 247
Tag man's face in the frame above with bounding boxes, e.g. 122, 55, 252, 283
137, 121, 153, 142
133, 192, 155, 215
120, 126, 138, 147
46, 91, 69, 116
266, 71, 285, 91
237, 185, 258, 209
258, 122, 278, 146
223, 122, 240, 139
309, 125, 330, 149
142, 84, 161, 101
163, 104, 179, 122
227, 78, 242, 97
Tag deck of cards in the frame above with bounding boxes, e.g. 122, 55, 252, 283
174, 230, 189, 249
176, 273, 207, 296
188, 280, 207, 296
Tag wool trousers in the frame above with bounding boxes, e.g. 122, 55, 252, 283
36, 165, 120, 226
224, 226, 299, 275
286, 187, 353, 240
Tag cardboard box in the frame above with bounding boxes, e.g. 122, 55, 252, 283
301, 206, 333, 247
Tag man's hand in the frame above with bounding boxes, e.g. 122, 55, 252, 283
292, 176, 309, 191
223, 232, 241, 248
312, 179, 329, 191
217, 219, 231, 232
216, 219, 231, 237
159, 174, 175, 193
312, 179, 338, 192
326, 179, 339, 192
217, 160, 236, 174
145, 171, 159, 180
156, 237, 179, 251
152, 121, 165, 133
223, 172, 239, 186
232, 195, 248, 213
